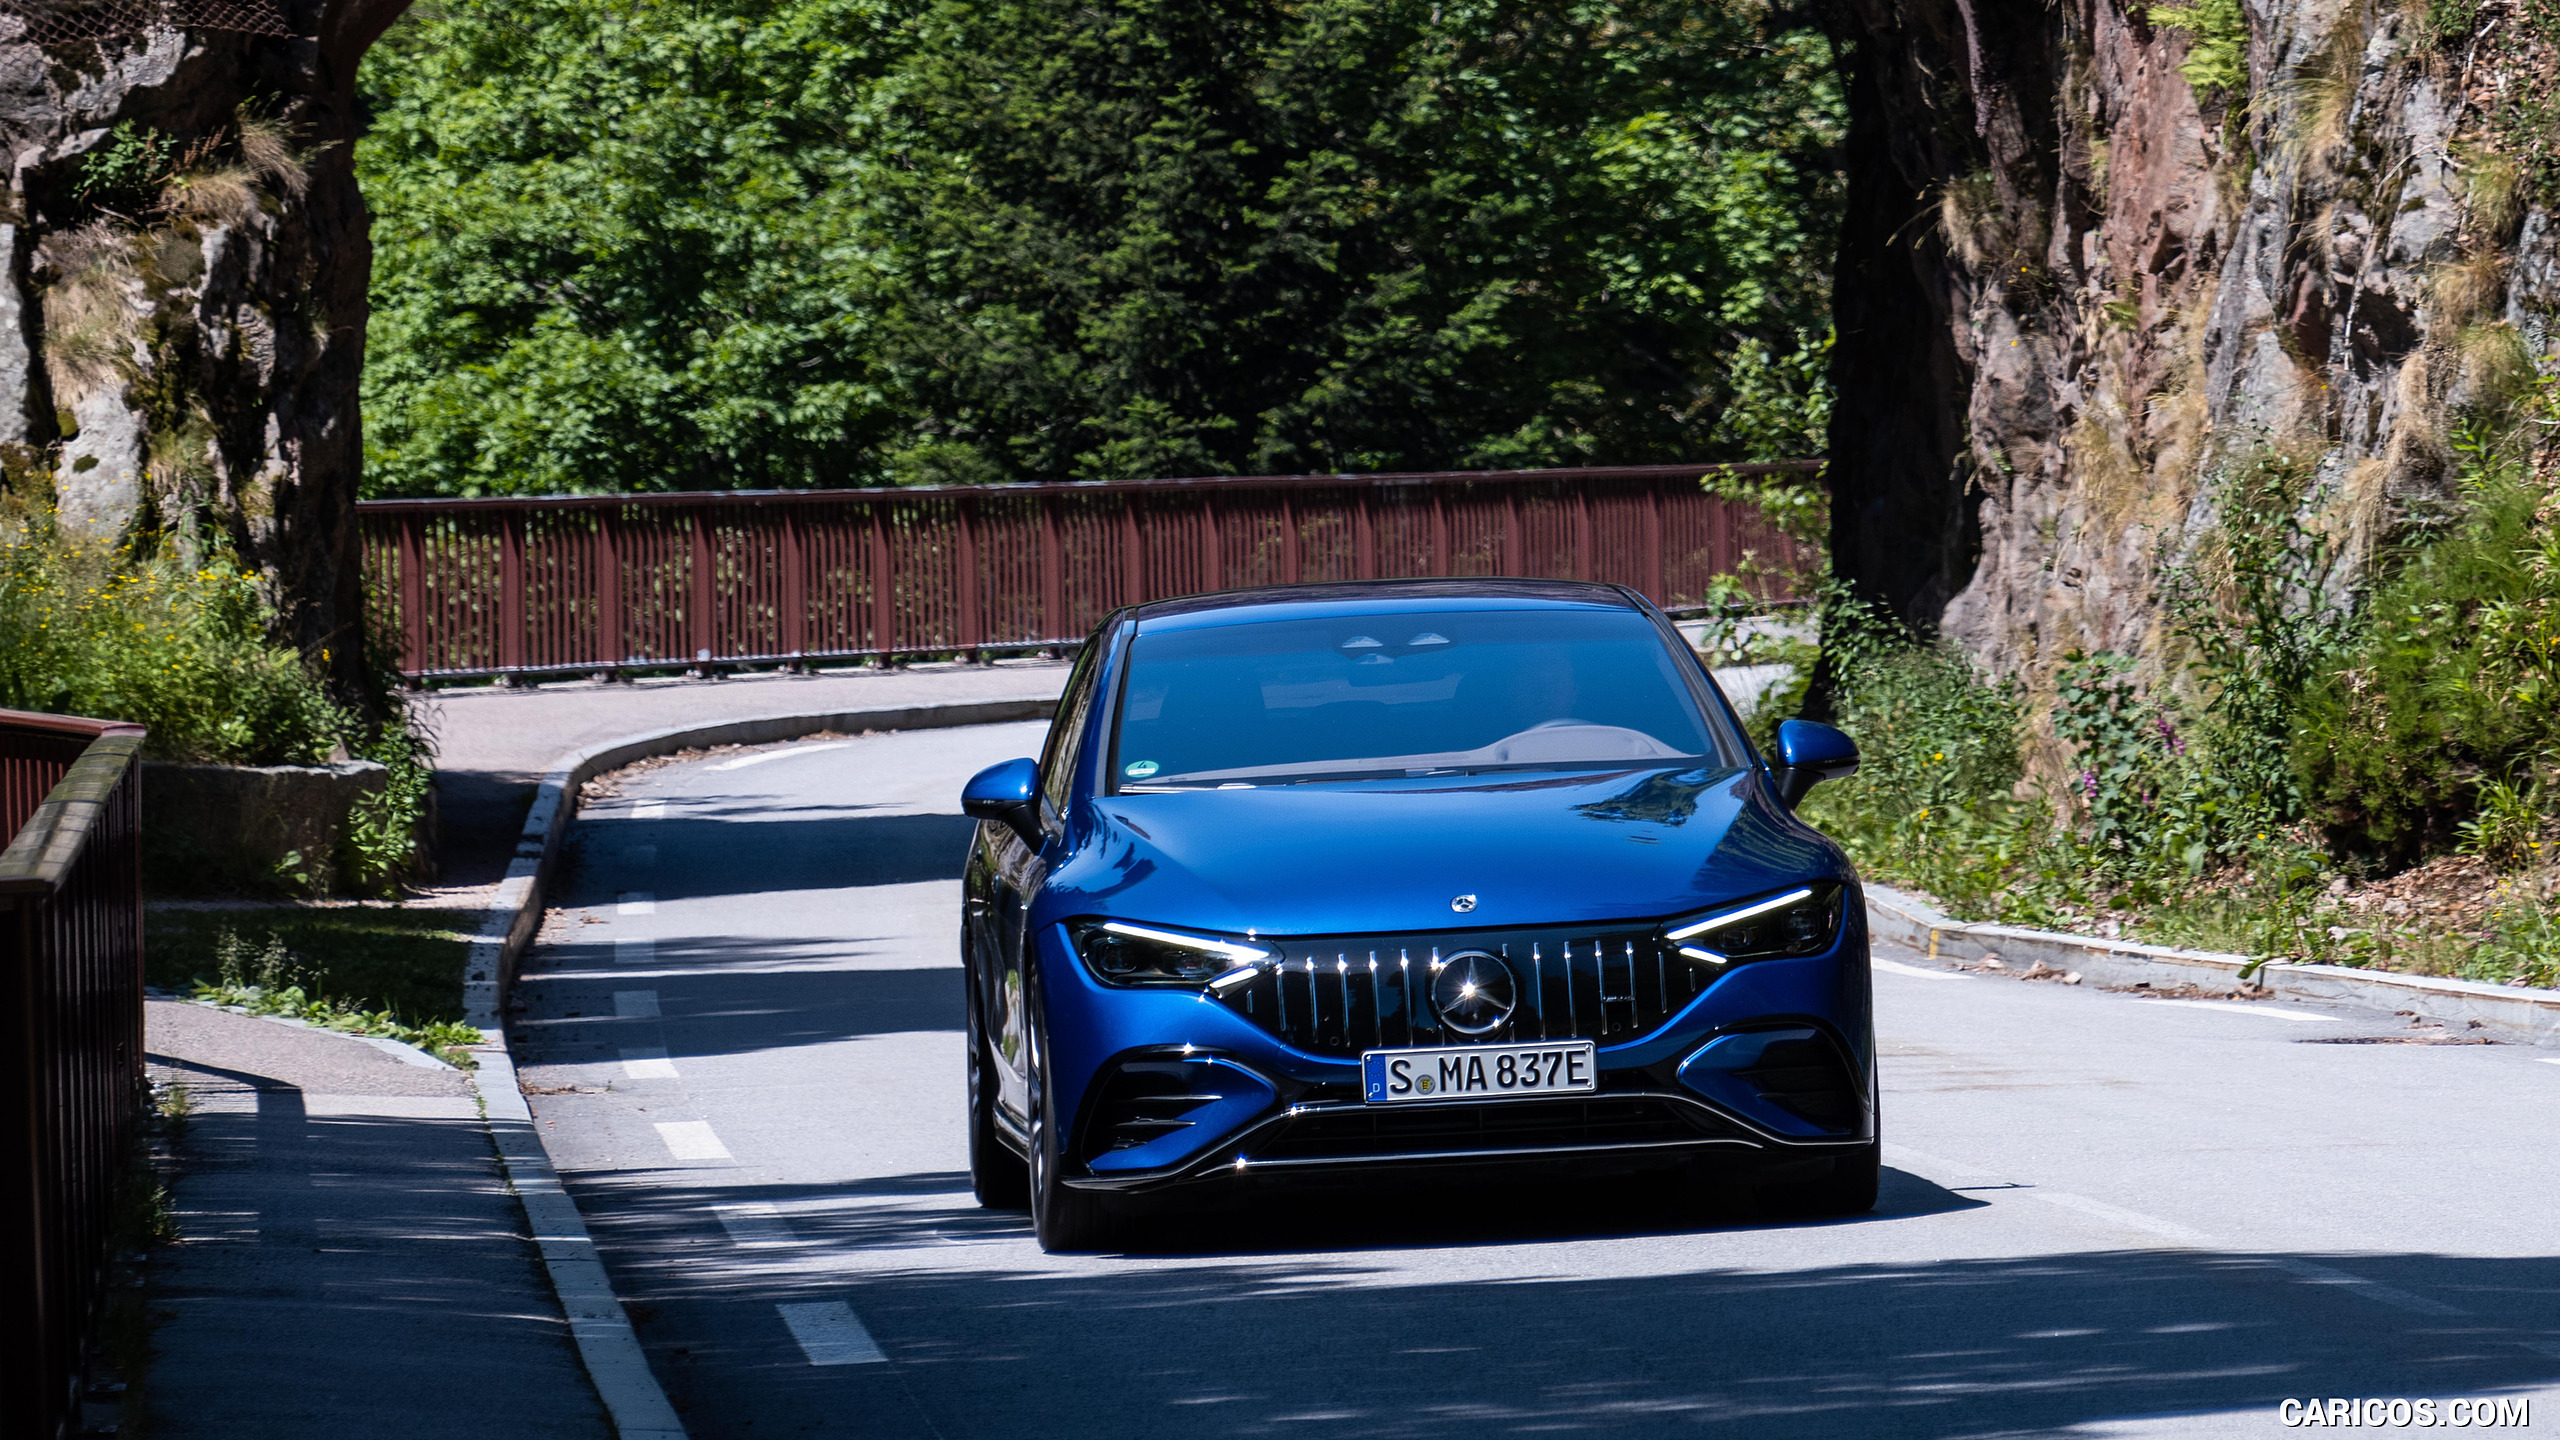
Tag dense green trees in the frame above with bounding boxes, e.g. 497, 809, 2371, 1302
356, 0, 1841, 495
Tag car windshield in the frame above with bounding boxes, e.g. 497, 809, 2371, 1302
1109, 606, 1734, 788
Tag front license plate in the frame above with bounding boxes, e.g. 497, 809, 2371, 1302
1360, 1041, 1598, 1104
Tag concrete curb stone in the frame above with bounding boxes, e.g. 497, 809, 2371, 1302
1865, 883, 2560, 1044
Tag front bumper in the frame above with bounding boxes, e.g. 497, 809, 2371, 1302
1041, 909, 1876, 1193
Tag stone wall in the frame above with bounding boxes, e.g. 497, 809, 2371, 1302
143, 758, 386, 895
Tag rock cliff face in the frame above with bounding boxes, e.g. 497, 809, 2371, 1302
0, 0, 407, 708
1823, 0, 2552, 684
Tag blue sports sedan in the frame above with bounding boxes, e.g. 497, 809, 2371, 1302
960, 578, 1871, 1250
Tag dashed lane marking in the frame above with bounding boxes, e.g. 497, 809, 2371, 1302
614, 990, 661, 1019
615, 939, 655, 965
655, 1121, 732, 1162
714, 1202, 794, 1248
713, 743, 851, 773
617, 891, 657, 916
633, 800, 668, 820
1873, 958, 1974, 982
777, 1301, 886, 1365
620, 1047, 678, 1080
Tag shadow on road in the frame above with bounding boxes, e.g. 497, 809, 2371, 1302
554, 1165, 2560, 1439
565, 807, 979, 899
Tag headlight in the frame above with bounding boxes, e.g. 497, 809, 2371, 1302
1661, 883, 1842, 967
1066, 919, 1275, 988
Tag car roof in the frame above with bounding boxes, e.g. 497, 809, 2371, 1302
1127, 578, 1647, 632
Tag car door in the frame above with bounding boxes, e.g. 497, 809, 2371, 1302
989, 634, 1104, 1122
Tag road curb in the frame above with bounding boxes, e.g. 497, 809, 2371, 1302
448, 693, 1058, 1440
471, 1037, 687, 1440
1866, 883, 2560, 1043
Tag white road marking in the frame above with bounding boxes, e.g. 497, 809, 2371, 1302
617, 891, 656, 915
714, 743, 851, 772
777, 1300, 886, 1365
2537, 1058, 2560, 1067
1873, 957, 1974, 982
633, 800, 668, 820
1885, 1144, 2471, 1317
614, 938, 655, 966
614, 990, 661, 1019
620, 1047, 678, 1080
2149, 1000, 2325, 1023
2264, 1258, 2469, 1316
715, 1202, 794, 1247
655, 1121, 732, 1161
2021, 1188, 2218, 1247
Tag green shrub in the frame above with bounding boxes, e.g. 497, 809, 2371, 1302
1796, 588, 2051, 920
2298, 420, 2560, 860
0, 514, 350, 764
2148, 0, 2250, 94
0, 510, 438, 894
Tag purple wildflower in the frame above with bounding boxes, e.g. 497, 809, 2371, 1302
2155, 716, 2185, 755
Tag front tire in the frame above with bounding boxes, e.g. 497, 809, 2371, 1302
1026, 983, 1116, 1252
966, 975, 1027, 1209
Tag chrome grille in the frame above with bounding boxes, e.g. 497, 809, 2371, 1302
1213, 925, 1705, 1057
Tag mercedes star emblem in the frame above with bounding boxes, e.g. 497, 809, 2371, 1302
1430, 951, 1518, 1036
1450, 893, 1477, 912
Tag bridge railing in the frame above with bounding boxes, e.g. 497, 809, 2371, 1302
357, 462, 1822, 681
0, 709, 146, 1440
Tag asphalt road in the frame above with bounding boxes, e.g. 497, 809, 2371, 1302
513, 724, 2560, 1439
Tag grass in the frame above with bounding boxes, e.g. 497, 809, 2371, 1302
146, 907, 483, 1064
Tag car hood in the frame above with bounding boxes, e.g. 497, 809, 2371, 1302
1044, 764, 1844, 936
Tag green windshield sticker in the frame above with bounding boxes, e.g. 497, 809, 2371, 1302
1124, 760, 1160, 779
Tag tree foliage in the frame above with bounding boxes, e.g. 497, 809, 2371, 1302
356, 0, 1843, 494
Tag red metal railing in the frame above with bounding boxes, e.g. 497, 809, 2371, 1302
0, 710, 145, 1440
356, 463, 1821, 680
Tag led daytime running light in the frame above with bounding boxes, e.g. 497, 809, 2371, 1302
1097, 921, 1273, 966
1665, 887, 1817, 941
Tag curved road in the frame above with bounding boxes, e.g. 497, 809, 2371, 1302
512, 724, 2560, 1439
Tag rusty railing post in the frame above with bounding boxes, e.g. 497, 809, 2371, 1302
956, 495, 981, 653
1199, 495, 1220, 592
1644, 482, 1665, 604
780, 504, 807, 663
688, 507, 713, 670
869, 500, 895, 657
1573, 484, 1593, 582
1040, 497, 1065, 643
499, 510, 526, 677
596, 505, 623, 671
1120, 493, 1143, 606
397, 513, 425, 679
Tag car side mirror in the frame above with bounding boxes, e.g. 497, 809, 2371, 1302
1772, 719, 1859, 810
962, 757, 1044, 846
